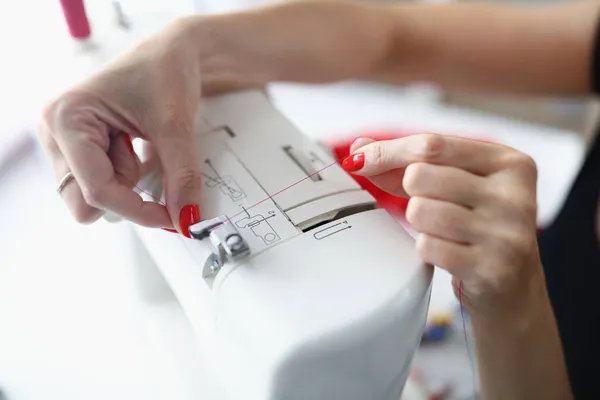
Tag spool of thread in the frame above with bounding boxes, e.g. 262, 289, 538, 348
59, 0, 91, 39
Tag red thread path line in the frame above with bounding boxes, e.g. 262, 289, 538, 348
228, 161, 338, 220
127, 160, 339, 220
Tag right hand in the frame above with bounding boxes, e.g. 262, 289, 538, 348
344, 134, 543, 315
38, 19, 207, 236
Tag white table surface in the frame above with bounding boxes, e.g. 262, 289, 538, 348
0, 2, 589, 400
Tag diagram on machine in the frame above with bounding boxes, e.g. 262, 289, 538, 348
202, 159, 247, 202
313, 220, 352, 240
234, 206, 281, 246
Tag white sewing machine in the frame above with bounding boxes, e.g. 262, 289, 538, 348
129, 90, 433, 400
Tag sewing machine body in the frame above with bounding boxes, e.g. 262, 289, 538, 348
133, 90, 433, 400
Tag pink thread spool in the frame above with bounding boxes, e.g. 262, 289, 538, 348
59, 0, 91, 39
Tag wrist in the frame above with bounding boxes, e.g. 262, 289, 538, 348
368, 4, 440, 83
467, 265, 553, 335
465, 262, 572, 400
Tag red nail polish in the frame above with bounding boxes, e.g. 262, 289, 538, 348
179, 204, 201, 238
162, 228, 178, 233
124, 135, 135, 155
341, 153, 365, 172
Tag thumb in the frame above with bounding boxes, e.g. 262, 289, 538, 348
154, 126, 203, 238
349, 136, 374, 153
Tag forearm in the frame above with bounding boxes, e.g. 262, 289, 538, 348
468, 270, 572, 400
187, 0, 398, 94
188, 0, 599, 97
381, 1, 600, 96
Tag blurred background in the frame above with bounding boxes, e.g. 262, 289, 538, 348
0, 1, 592, 400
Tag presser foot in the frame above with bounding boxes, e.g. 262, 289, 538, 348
188, 215, 251, 278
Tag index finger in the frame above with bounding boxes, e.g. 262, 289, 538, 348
345, 133, 509, 177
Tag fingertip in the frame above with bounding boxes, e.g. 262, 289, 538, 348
349, 136, 374, 153
72, 207, 104, 225
341, 152, 365, 173
179, 204, 201, 238
134, 203, 173, 228
161, 165, 204, 237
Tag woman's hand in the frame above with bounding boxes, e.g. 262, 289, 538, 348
38, 19, 206, 237
342, 134, 542, 314
35, 0, 404, 236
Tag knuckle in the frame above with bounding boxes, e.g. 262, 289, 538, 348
173, 167, 202, 190
519, 196, 538, 218
81, 185, 107, 208
403, 162, 427, 195
493, 185, 519, 207
154, 105, 194, 140
417, 233, 466, 272
369, 142, 388, 168
417, 133, 445, 160
494, 227, 535, 262
41, 92, 99, 136
40, 99, 62, 136
415, 233, 432, 260
405, 196, 427, 226
72, 205, 102, 225
500, 151, 538, 176
492, 184, 538, 218
43, 93, 78, 123
515, 153, 537, 171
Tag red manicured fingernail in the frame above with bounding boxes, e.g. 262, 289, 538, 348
124, 135, 135, 155
162, 228, 178, 233
341, 153, 365, 172
179, 204, 201, 238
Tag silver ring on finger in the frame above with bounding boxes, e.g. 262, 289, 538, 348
56, 172, 75, 195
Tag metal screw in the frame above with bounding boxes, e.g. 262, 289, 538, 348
210, 260, 220, 274
226, 234, 244, 251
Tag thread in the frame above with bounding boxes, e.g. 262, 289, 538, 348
229, 161, 338, 220
459, 280, 478, 398
129, 160, 338, 221
127, 159, 479, 394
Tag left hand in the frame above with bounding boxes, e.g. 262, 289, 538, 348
341, 133, 542, 315
37, 19, 205, 235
